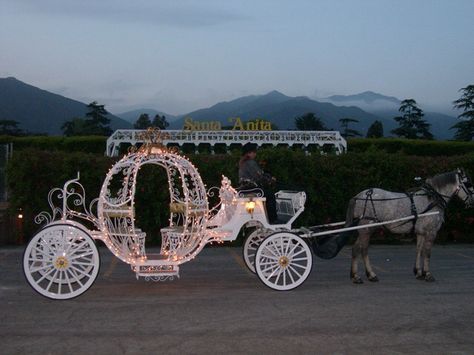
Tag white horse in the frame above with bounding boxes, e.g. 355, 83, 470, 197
346, 169, 474, 284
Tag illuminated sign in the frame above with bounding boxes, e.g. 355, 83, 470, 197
183, 117, 272, 131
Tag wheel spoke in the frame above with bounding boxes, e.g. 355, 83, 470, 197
287, 241, 299, 256
70, 252, 95, 260
259, 260, 279, 266
67, 239, 88, 254
291, 263, 307, 270
266, 265, 281, 279
261, 263, 279, 273
28, 257, 50, 263
287, 267, 295, 284
32, 247, 54, 259
259, 254, 279, 261
288, 264, 303, 278
70, 265, 91, 279
65, 270, 74, 293
72, 261, 95, 267
30, 264, 53, 273
46, 269, 59, 292
274, 268, 283, 284
290, 248, 307, 258
68, 268, 84, 286
36, 266, 56, 283
264, 245, 280, 258
58, 271, 63, 294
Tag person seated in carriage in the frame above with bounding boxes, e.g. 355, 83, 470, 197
238, 143, 278, 223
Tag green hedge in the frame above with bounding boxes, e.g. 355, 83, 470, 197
7, 148, 474, 244
348, 138, 474, 156
0, 135, 106, 154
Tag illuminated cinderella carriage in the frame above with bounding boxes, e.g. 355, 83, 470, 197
23, 129, 308, 299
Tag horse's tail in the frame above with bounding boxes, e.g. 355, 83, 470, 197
312, 197, 358, 260
345, 197, 357, 227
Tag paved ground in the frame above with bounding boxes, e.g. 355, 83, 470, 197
1, 244, 474, 354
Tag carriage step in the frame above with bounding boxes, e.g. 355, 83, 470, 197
132, 264, 180, 282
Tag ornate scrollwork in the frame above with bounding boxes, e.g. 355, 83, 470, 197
144, 275, 175, 282
34, 173, 100, 229
238, 188, 264, 198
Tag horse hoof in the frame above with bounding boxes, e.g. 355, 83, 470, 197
425, 274, 436, 282
352, 276, 363, 284
368, 275, 379, 282
416, 274, 425, 280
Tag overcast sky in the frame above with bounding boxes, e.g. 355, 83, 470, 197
1, 0, 473, 115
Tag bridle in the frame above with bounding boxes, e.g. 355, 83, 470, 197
454, 168, 474, 207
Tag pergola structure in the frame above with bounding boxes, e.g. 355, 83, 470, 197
105, 130, 347, 157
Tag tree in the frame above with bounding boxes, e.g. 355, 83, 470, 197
61, 118, 86, 137
151, 114, 169, 129
134, 114, 152, 129
366, 120, 384, 138
391, 99, 433, 139
295, 113, 327, 131
62, 101, 112, 136
84, 101, 112, 135
0, 120, 23, 136
451, 85, 474, 141
339, 118, 361, 138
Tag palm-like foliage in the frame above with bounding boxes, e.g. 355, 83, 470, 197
339, 118, 361, 138
451, 85, 474, 141
391, 99, 433, 139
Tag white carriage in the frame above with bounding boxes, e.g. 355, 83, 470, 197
23, 130, 311, 299
24, 130, 443, 299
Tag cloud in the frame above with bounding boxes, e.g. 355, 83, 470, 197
5, 0, 250, 28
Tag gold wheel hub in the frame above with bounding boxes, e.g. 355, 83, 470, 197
55, 256, 69, 269
279, 256, 289, 267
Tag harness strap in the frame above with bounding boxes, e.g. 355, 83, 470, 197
405, 192, 418, 235
361, 189, 379, 222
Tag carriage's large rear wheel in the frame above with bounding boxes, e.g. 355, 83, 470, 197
255, 232, 312, 291
243, 228, 268, 273
23, 224, 100, 300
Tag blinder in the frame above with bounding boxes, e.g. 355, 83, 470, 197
457, 168, 474, 207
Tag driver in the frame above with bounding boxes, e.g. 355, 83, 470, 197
238, 143, 277, 223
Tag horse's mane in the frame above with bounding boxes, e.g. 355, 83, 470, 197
426, 171, 457, 190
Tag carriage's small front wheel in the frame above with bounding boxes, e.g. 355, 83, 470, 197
243, 228, 268, 273
255, 232, 312, 291
23, 224, 100, 300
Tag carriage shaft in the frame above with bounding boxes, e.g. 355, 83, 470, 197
300, 211, 440, 239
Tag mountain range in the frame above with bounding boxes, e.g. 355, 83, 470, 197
0, 77, 132, 135
117, 108, 178, 124
321, 91, 458, 139
0, 77, 460, 139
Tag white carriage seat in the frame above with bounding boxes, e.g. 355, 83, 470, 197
275, 191, 306, 223
102, 205, 146, 258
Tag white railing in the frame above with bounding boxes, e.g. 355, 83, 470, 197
106, 130, 347, 157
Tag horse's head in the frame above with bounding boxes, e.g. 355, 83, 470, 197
456, 168, 474, 208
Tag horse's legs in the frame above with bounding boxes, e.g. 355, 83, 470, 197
350, 234, 363, 284
359, 232, 378, 282
414, 234, 425, 280
351, 230, 376, 283
422, 236, 435, 282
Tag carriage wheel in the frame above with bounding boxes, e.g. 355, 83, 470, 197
255, 232, 312, 291
243, 228, 268, 273
23, 224, 100, 300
